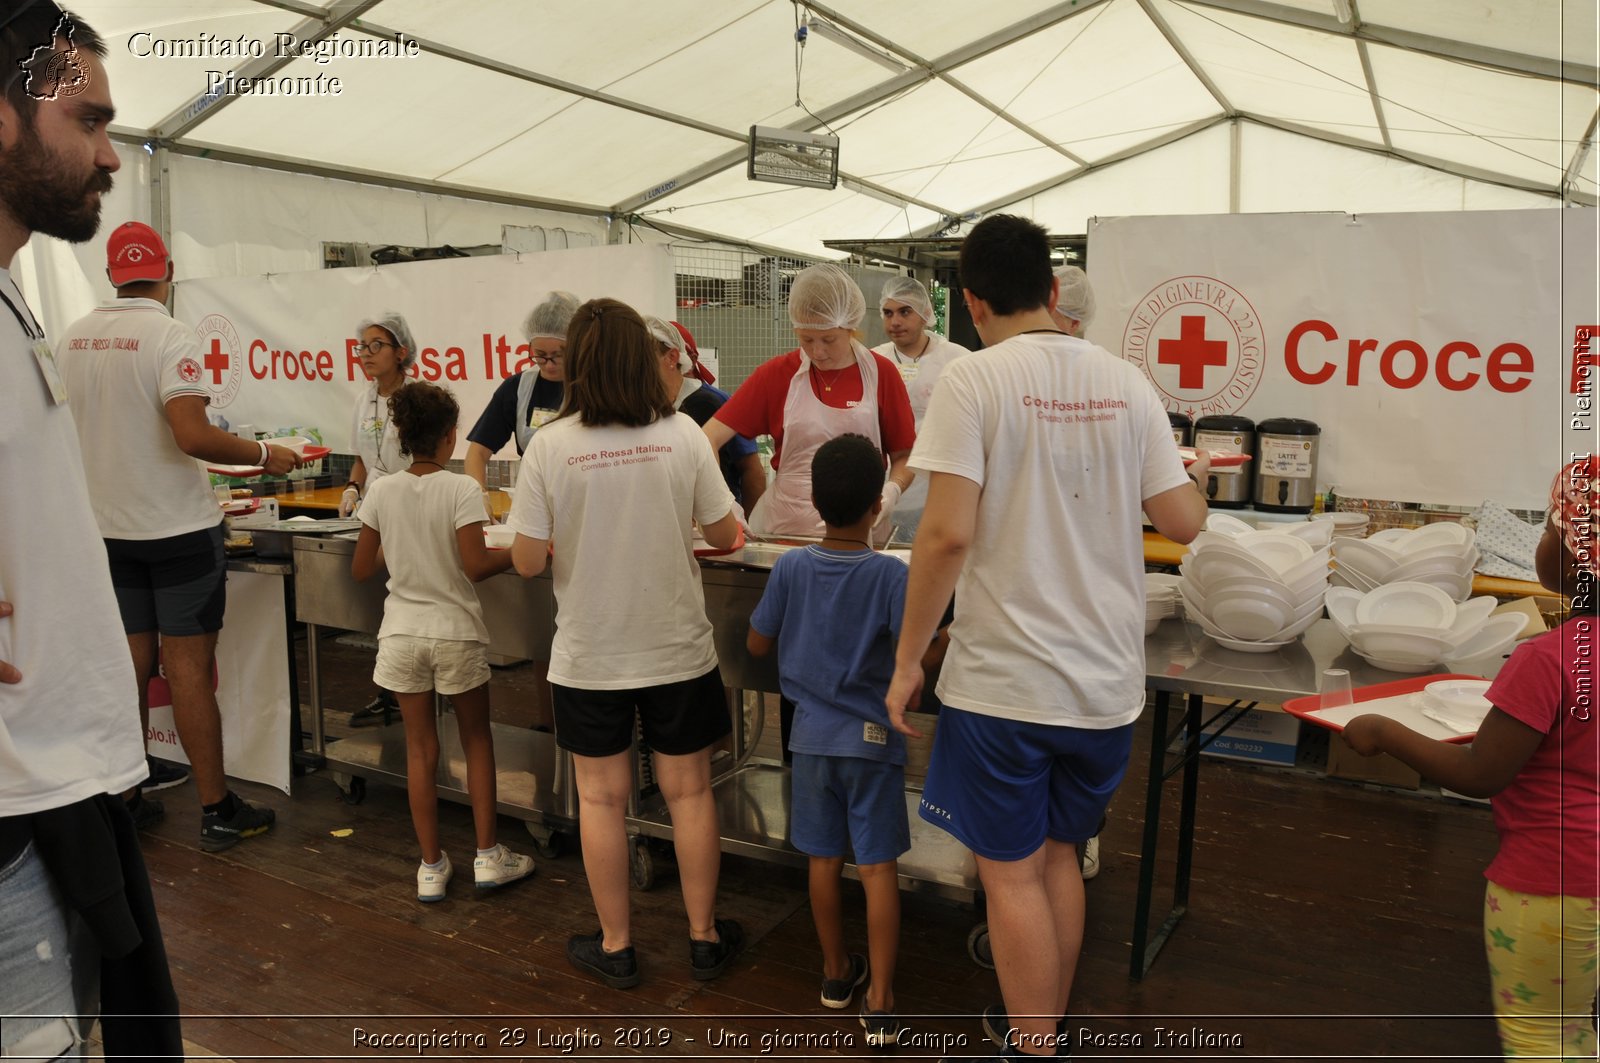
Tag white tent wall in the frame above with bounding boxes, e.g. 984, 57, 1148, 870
165, 154, 612, 281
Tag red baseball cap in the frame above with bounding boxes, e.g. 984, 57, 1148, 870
106, 222, 170, 287
671, 320, 715, 386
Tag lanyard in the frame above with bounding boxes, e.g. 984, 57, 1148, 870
0, 283, 44, 340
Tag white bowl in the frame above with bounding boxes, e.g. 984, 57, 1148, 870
483, 525, 516, 549
1206, 632, 1297, 653
1355, 652, 1437, 674
1388, 553, 1477, 582
1420, 678, 1493, 717
1398, 522, 1474, 555
1184, 548, 1279, 585
1409, 572, 1474, 602
1313, 512, 1370, 529
1208, 590, 1295, 641
1277, 549, 1332, 588
1347, 623, 1457, 661
1234, 530, 1315, 574
1443, 597, 1498, 645
1444, 614, 1525, 661
1366, 527, 1411, 547
1333, 539, 1402, 579
1145, 614, 1163, 636
1355, 582, 1457, 630
1205, 513, 1256, 537
1287, 520, 1336, 548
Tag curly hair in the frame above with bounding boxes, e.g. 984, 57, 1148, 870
388, 381, 458, 458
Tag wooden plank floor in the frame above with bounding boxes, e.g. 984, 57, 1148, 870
127, 632, 1505, 1061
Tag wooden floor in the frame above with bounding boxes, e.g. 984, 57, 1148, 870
127, 633, 1506, 1061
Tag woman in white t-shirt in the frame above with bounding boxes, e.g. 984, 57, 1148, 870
351, 382, 534, 903
508, 298, 746, 990
869, 276, 969, 543
340, 311, 416, 517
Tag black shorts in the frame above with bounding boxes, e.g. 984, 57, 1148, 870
551, 667, 732, 758
104, 523, 227, 637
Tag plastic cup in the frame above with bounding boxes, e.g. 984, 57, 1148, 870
1321, 668, 1354, 711
213, 484, 231, 507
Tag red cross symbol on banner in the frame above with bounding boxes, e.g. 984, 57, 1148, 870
205, 338, 230, 386
1157, 315, 1229, 391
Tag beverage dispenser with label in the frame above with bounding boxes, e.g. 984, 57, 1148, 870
1192, 415, 1255, 508
1168, 411, 1193, 446
1254, 418, 1321, 513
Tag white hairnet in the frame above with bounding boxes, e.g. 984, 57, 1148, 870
643, 315, 691, 373
1054, 265, 1095, 327
523, 290, 581, 341
879, 276, 934, 324
789, 263, 866, 331
357, 311, 417, 369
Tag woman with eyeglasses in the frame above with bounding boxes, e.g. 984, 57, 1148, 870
464, 290, 579, 513
340, 311, 418, 518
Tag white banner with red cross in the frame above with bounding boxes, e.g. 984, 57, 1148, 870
172, 244, 676, 458
145, 569, 292, 795
1088, 209, 1598, 509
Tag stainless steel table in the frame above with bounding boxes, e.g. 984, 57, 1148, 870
1130, 616, 1510, 979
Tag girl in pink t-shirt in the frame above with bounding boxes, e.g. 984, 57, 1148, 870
1346, 457, 1599, 1060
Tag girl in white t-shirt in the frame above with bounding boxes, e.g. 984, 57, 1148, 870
351, 382, 534, 903
508, 298, 745, 990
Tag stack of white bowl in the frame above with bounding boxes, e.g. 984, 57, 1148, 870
1325, 583, 1525, 673
1176, 514, 1332, 652
1330, 522, 1479, 601
1312, 511, 1371, 540
1144, 572, 1182, 635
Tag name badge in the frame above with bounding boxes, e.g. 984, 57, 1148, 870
529, 407, 559, 428
896, 361, 920, 384
863, 722, 888, 746
33, 339, 67, 404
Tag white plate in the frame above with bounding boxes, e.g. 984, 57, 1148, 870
1443, 597, 1498, 646
1207, 632, 1297, 653
1397, 522, 1472, 555
1347, 623, 1456, 661
1355, 652, 1438, 674
1205, 513, 1256, 537
1324, 586, 1362, 633
1366, 527, 1411, 546
1388, 553, 1477, 582
1443, 614, 1525, 661
1333, 539, 1401, 579
1233, 530, 1314, 574
1208, 591, 1293, 641
1420, 679, 1493, 716
1355, 581, 1456, 630
1185, 548, 1279, 584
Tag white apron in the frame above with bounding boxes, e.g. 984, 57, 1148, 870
748, 343, 883, 538
352, 380, 407, 486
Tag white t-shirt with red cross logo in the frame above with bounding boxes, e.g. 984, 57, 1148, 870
57, 298, 221, 540
910, 332, 1188, 728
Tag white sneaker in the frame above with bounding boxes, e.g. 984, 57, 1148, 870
417, 853, 452, 902
1081, 835, 1101, 880
474, 844, 536, 890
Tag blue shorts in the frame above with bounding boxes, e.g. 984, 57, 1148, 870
920, 708, 1134, 862
790, 753, 910, 867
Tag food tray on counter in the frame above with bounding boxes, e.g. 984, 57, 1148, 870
247, 518, 363, 559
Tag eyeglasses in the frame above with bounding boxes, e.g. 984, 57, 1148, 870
533, 351, 563, 365
357, 339, 396, 355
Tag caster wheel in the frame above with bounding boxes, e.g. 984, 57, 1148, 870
630, 840, 657, 891
967, 923, 993, 969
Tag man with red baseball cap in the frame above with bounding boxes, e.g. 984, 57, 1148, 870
57, 218, 300, 853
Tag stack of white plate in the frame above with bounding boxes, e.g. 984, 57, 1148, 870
1330, 522, 1480, 601
1325, 583, 1524, 673
1312, 511, 1371, 540
1176, 515, 1332, 652
1144, 572, 1182, 635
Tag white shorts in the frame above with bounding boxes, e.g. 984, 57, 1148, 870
373, 634, 491, 696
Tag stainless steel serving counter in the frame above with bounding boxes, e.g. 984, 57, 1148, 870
292, 536, 976, 897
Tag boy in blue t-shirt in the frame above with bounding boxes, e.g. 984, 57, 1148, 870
747, 433, 910, 1049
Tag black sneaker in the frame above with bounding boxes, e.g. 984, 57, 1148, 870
567, 930, 640, 989
348, 691, 397, 728
689, 918, 744, 981
859, 997, 902, 1048
200, 795, 276, 852
127, 794, 164, 830
980, 1005, 1071, 1059
821, 952, 868, 1009
144, 756, 189, 792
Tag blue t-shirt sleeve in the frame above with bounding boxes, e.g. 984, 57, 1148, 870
749, 557, 788, 638
466, 374, 521, 451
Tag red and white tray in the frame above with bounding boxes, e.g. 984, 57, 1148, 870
1179, 447, 1251, 468
220, 497, 261, 515
692, 524, 747, 557
208, 437, 331, 476
1282, 672, 1489, 744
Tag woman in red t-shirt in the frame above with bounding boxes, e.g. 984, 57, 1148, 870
704, 264, 915, 541
1345, 457, 1600, 1060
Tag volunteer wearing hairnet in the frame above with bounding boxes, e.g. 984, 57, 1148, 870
705, 264, 916, 540
464, 290, 578, 511
644, 316, 767, 512
1049, 264, 1095, 337
340, 311, 417, 517
870, 276, 970, 542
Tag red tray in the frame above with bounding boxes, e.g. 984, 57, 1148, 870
1179, 447, 1251, 467
1282, 672, 1488, 744
207, 444, 331, 477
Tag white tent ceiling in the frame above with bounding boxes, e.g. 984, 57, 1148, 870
78, 0, 1600, 258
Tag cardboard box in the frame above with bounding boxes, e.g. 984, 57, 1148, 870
1170, 706, 1301, 767
1326, 734, 1421, 789
226, 498, 280, 529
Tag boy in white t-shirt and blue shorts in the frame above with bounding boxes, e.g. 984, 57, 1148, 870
748, 433, 912, 1049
